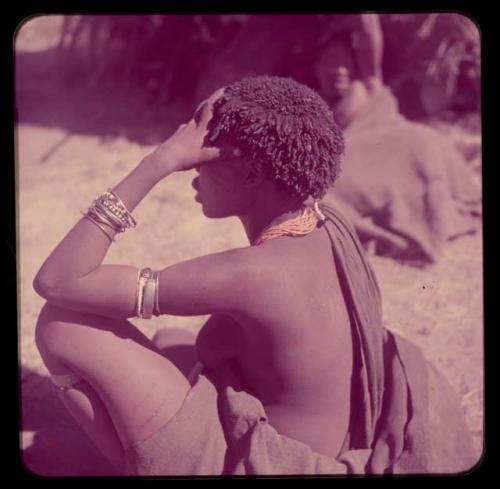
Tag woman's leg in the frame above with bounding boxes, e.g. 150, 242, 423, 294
35, 302, 191, 473
52, 376, 126, 472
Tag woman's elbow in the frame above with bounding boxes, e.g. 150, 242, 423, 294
33, 273, 61, 301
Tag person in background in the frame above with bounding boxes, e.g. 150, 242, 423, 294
314, 16, 481, 264
314, 14, 384, 129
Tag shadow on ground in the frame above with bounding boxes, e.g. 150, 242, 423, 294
15, 48, 191, 148
21, 368, 117, 477
20, 331, 198, 477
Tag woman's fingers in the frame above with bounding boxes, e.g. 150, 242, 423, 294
195, 88, 225, 130
150, 91, 224, 174
181, 147, 220, 172
199, 102, 214, 128
200, 146, 220, 162
174, 121, 192, 134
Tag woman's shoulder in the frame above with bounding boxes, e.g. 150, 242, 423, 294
236, 231, 339, 301
198, 230, 342, 315
156, 244, 280, 317
196, 241, 301, 313
218, 240, 292, 281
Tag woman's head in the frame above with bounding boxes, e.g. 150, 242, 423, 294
194, 76, 344, 217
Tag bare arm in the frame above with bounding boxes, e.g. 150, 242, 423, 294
33, 159, 160, 299
33, 90, 232, 319
354, 14, 384, 87
35, 247, 259, 319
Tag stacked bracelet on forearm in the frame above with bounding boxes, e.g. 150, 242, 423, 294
136, 267, 161, 319
81, 189, 137, 241
82, 189, 160, 319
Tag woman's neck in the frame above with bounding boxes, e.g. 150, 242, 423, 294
238, 200, 305, 246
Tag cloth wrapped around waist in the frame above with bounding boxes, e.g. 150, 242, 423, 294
123, 333, 476, 476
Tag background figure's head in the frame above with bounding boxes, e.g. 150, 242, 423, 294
313, 40, 359, 104
196, 76, 344, 218
313, 40, 371, 129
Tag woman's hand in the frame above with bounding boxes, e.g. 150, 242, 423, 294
143, 89, 224, 178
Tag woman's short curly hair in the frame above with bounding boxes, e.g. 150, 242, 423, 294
204, 75, 344, 200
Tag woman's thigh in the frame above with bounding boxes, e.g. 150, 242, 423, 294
35, 302, 191, 449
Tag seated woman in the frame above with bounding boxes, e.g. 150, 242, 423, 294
314, 36, 481, 265
33, 76, 476, 475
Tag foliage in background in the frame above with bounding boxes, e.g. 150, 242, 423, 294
51, 13, 481, 118
381, 13, 480, 117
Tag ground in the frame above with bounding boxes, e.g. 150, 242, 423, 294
16, 15, 483, 476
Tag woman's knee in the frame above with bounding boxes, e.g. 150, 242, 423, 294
34, 302, 118, 359
35, 302, 69, 350
34, 302, 162, 368
34, 302, 79, 371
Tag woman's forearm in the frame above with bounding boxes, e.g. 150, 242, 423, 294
34, 158, 166, 296
34, 92, 221, 302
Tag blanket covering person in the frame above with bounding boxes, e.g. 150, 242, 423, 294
123, 204, 477, 476
323, 87, 481, 265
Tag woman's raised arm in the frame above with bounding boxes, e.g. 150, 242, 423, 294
33, 90, 225, 318
33, 157, 161, 301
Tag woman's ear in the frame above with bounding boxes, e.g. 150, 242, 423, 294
242, 160, 267, 187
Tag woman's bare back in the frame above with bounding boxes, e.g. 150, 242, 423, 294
196, 225, 354, 458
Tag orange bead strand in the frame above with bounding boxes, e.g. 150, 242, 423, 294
254, 206, 322, 245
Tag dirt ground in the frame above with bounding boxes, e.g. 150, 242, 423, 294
16, 16, 483, 477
